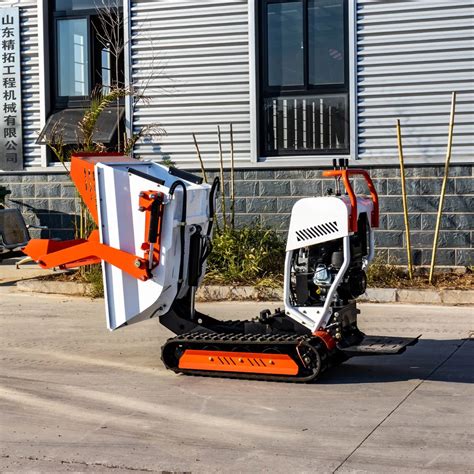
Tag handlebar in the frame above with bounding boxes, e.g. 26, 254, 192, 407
322, 169, 379, 232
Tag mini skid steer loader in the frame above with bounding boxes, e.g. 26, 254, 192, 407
24, 154, 419, 382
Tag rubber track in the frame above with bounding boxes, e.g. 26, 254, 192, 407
161, 331, 327, 383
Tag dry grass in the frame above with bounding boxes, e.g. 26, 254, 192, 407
367, 259, 473, 290
42, 265, 104, 298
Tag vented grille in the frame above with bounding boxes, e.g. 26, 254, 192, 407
296, 221, 339, 242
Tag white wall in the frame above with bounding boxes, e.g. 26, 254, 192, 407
13, 0, 473, 168
129, 0, 251, 167
356, 0, 474, 164
129, 0, 474, 168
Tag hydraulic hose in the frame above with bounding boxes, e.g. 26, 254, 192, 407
169, 177, 218, 297
207, 177, 220, 238
169, 180, 187, 294
200, 177, 220, 265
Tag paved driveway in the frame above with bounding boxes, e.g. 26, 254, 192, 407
0, 287, 472, 473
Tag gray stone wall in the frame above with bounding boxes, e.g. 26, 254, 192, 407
1, 165, 472, 267
211, 165, 473, 268
0, 173, 78, 240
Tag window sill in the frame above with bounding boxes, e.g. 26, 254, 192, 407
250, 154, 473, 169
255, 154, 352, 168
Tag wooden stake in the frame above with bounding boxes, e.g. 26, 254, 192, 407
192, 133, 208, 183
429, 91, 456, 284
396, 119, 413, 280
229, 123, 235, 229
217, 125, 226, 229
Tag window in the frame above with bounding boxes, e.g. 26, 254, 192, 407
267, 2, 304, 87
57, 18, 90, 97
55, 0, 99, 10
101, 47, 112, 94
259, 0, 349, 157
38, 1, 124, 159
50, 0, 123, 109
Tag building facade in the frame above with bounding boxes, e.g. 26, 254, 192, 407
0, 0, 473, 267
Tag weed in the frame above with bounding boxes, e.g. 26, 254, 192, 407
367, 256, 474, 289
366, 256, 405, 287
205, 225, 285, 286
82, 264, 104, 298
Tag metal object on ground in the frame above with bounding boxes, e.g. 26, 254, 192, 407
0, 208, 30, 261
429, 92, 457, 284
0, 207, 46, 263
396, 119, 413, 280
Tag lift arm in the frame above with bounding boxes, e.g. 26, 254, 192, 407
23, 154, 165, 282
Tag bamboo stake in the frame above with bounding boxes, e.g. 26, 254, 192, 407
396, 119, 413, 280
217, 125, 227, 230
429, 91, 456, 284
229, 123, 235, 229
192, 133, 208, 183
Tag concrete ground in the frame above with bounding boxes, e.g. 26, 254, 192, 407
0, 284, 472, 473
0, 258, 56, 284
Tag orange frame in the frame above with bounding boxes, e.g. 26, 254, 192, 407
23, 153, 163, 282
138, 190, 165, 269
24, 230, 151, 281
322, 169, 379, 232
178, 350, 299, 376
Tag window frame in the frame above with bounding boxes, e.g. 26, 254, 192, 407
255, 0, 354, 161
261, 0, 349, 97
52, 12, 93, 109
49, 1, 124, 111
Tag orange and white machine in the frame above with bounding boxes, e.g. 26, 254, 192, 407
24, 155, 419, 382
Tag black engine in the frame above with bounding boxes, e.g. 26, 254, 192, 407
290, 214, 369, 306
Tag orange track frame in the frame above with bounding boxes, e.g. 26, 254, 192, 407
322, 169, 379, 232
179, 350, 299, 376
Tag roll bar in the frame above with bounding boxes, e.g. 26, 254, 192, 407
322, 169, 379, 232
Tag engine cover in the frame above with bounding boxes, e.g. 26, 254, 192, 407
286, 197, 350, 251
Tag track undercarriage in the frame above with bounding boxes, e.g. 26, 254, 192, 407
163, 331, 328, 383
160, 297, 420, 383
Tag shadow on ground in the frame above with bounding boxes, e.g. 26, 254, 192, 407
0, 259, 52, 287
320, 338, 472, 385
